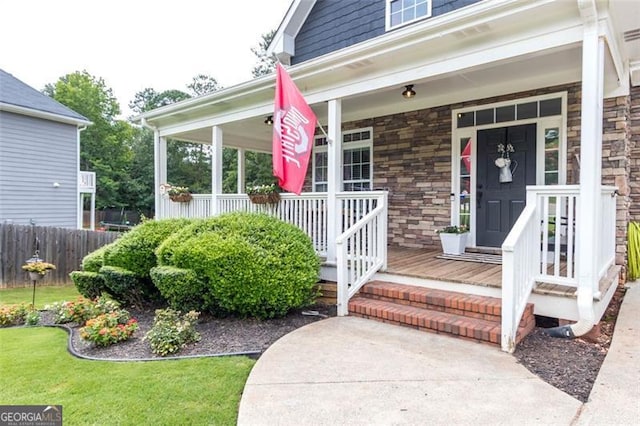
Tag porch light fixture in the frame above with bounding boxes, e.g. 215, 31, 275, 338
264, 115, 273, 125
402, 85, 416, 99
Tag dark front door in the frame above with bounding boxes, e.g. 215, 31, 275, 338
476, 124, 536, 247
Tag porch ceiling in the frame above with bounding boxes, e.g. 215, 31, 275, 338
153, 0, 637, 151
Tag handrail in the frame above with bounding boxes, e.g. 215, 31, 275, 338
501, 198, 538, 353
336, 193, 388, 316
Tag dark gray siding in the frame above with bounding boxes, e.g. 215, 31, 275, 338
0, 111, 78, 228
292, 0, 483, 65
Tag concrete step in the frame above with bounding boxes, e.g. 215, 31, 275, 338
349, 281, 536, 346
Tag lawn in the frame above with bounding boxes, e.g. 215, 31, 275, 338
0, 327, 255, 425
0, 284, 81, 308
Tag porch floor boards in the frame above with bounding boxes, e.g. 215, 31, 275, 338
386, 247, 502, 288
385, 247, 574, 294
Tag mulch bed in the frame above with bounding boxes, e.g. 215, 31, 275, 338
39, 287, 626, 402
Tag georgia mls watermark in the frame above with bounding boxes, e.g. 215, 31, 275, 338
0, 405, 62, 426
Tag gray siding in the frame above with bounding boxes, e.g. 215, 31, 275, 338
0, 111, 78, 228
292, 0, 483, 65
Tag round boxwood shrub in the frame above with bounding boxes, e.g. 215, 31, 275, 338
150, 266, 209, 312
157, 213, 320, 319
100, 265, 147, 307
81, 244, 111, 273
103, 218, 192, 279
69, 271, 105, 299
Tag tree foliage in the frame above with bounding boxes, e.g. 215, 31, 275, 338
251, 30, 277, 77
44, 71, 134, 209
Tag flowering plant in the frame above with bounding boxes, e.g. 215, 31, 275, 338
246, 183, 277, 195
144, 309, 201, 356
0, 303, 29, 327
21, 261, 56, 275
167, 186, 190, 196
80, 312, 138, 347
46, 296, 121, 325
437, 225, 469, 234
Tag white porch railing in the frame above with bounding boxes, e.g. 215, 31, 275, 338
501, 184, 617, 352
336, 192, 388, 316
79, 171, 96, 193
159, 191, 386, 260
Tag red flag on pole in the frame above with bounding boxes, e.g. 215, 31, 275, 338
272, 63, 317, 195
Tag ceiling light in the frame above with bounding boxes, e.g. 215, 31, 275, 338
402, 85, 416, 99
264, 115, 273, 125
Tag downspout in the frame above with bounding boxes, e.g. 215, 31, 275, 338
547, 0, 600, 339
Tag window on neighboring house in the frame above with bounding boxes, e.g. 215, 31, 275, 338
313, 128, 373, 192
386, 0, 432, 31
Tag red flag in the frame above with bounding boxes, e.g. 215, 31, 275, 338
272, 63, 317, 195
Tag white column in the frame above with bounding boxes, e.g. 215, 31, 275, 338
237, 148, 245, 194
326, 99, 342, 263
77, 193, 84, 229
211, 126, 223, 215
577, 22, 605, 304
89, 193, 96, 230
153, 132, 167, 219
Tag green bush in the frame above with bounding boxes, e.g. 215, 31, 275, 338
102, 219, 191, 278
82, 245, 111, 273
157, 213, 320, 319
70, 271, 105, 299
99, 266, 148, 307
144, 309, 201, 356
150, 266, 209, 312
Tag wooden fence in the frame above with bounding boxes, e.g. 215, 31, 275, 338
0, 224, 119, 288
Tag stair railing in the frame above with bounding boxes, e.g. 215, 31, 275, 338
336, 193, 388, 316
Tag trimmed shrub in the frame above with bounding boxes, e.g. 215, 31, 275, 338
70, 271, 105, 299
150, 266, 209, 312
157, 213, 320, 319
82, 244, 111, 273
102, 219, 192, 278
99, 266, 147, 307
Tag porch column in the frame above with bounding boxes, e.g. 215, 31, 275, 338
89, 192, 95, 230
211, 126, 223, 215
577, 7, 605, 300
326, 99, 342, 263
153, 132, 167, 218
237, 148, 245, 193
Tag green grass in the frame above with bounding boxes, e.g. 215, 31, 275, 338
0, 327, 255, 425
0, 285, 81, 308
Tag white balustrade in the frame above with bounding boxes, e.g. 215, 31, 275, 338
598, 186, 617, 288
79, 171, 96, 193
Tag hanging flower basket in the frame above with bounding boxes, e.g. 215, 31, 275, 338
169, 193, 193, 203
248, 192, 280, 205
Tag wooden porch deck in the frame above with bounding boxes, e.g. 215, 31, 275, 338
385, 247, 577, 297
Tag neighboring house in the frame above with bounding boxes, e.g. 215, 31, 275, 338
0, 69, 95, 229
135, 0, 640, 352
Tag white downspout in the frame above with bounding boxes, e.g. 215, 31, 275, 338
549, 0, 602, 338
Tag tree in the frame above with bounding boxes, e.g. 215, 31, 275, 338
44, 71, 134, 209
251, 30, 277, 77
187, 74, 221, 96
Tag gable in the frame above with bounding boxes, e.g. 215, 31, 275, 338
289, 0, 483, 65
0, 69, 89, 124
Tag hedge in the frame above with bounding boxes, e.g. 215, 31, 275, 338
69, 271, 105, 299
150, 266, 209, 312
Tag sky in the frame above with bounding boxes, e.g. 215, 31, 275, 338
0, 0, 292, 118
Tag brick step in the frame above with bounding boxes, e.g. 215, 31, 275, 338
359, 281, 534, 328
349, 296, 534, 346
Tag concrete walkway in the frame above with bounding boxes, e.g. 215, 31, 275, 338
238, 284, 639, 426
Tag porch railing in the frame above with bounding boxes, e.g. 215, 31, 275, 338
336, 192, 388, 316
79, 171, 96, 193
501, 184, 617, 352
159, 191, 386, 260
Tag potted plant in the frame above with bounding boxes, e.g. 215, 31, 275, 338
437, 225, 469, 255
22, 261, 56, 281
247, 184, 280, 204
167, 186, 192, 203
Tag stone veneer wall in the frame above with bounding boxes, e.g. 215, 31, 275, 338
303, 81, 635, 270
628, 85, 640, 221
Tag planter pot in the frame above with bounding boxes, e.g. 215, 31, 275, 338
248, 193, 280, 205
439, 232, 468, 255
28, 272, 45, 281
169, 193, 192, 203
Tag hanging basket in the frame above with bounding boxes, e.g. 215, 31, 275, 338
29, 272, 45, 281
248, 193, 280, 205
169, 193, 193, 203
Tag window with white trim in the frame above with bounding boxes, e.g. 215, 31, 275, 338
312, 128, 373, 192
386, 0, 432, 31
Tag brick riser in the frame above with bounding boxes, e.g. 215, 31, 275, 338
349, 281, 535, 346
